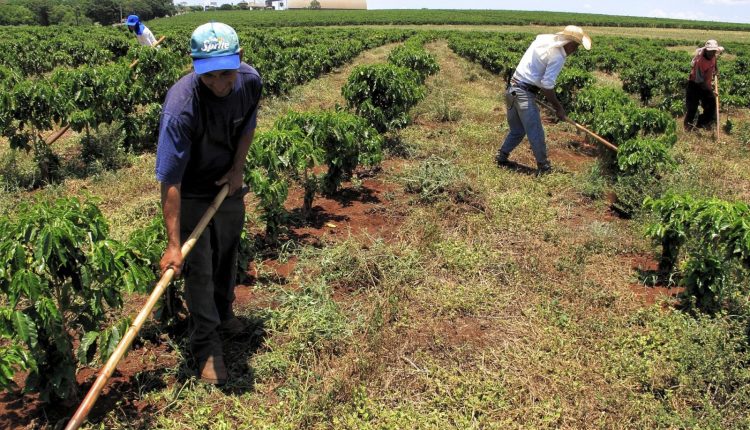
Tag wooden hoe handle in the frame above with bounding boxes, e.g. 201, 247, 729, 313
535, 99, 618, 153
64, 184, 230, 430
715, 76, 720, 142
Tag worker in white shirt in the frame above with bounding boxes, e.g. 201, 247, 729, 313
126, 15, 158, 47
495, 25, 592, 176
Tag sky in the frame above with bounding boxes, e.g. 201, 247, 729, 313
180, 0, 750, 24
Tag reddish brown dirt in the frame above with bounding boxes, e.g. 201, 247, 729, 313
0, 339, 177, 429
624, 254, 684, 306
285, 176, 402, 242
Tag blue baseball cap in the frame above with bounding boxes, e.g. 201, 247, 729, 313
126, 15, 139, 26
190, 22, 241, 75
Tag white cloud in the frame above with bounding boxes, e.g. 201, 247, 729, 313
648, 8, 721, 21
583, 3, 592, 9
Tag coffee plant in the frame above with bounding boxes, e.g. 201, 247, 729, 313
342, 63, 425, 132
645, 194, 750, 314
274, 110, 384, 196
0, 197, 153, 402
387, 44, 440, 84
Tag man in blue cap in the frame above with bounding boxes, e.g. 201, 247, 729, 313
155, 22, 262, 385
126, 15, 157, 47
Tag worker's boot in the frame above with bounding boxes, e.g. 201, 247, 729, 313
536, 162, 552, 177
495, 150, 511, 167
199, 355, 228, 386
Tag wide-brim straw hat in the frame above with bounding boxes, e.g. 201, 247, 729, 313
556, 25, 592, 50
704, 39, 725, 52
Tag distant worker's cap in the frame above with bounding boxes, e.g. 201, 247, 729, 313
190, 22, 241, 75
556, 25, 592, 50
126, 15, 140, 26
704, 39, 725, 52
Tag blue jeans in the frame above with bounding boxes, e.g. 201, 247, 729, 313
499, 85, 549, 167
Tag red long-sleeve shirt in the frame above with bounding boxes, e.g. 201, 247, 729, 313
689, 54, 717, 89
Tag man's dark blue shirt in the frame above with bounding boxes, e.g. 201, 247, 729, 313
155, 63, 262, 198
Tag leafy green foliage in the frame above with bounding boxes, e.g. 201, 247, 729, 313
342, 64, 425, 132
387, 44, 440, 84
246, 110, 383, 239
274, 110, 384, 195
571, 87, 677, 146
0, 197, 153, 402
617, 138, 676, 177
645, 194, 750, 314
555, 67, 594, 109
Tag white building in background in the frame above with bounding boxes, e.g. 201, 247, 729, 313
271, 0, 287, 10
204, 1, 218, 10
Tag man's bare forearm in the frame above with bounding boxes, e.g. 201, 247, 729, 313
161, 182, 182, 249
541, 88, 564, 113
232, 128, 255, 173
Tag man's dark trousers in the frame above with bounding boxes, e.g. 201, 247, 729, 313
180, 195, 245, 363
685, 80, 716, 129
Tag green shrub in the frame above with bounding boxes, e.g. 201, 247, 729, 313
0, 197, 152, 402
571, 87, 676, 146
555, 67, 594, 110
617, 138, 676, 177
245, 129, 299, 241
387, 44, 439, 84
274, 110, 383, 196
645, 193, 750, 315
342, 64, 425, 132
123, 103, 162, 152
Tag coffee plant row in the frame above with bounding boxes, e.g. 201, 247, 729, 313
0, 26, 133, 78
0, 27, 411, 187
448, 32, 750, 110
342, 35, 438, 132
153, 9, 750, 31
243, 37, 438, 241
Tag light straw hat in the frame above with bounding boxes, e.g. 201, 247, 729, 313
704, 39, 725, 52
556, 25, 592, 50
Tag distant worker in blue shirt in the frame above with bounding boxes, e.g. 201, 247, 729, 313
126, 15, 158, 47
496, 25, 592, 176
155, 22, 263, 386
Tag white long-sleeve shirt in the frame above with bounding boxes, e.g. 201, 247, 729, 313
136, 26, 157, 47
513, 34, 568, 90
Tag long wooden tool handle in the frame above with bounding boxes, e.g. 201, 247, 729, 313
48, 35, 167, 147
568, 120, 619, 152
64, 184, 230, 430
715, 75, 720, 142
536, 99, 618, 152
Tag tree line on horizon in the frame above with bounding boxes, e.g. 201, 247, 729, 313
0, 0, 174, 26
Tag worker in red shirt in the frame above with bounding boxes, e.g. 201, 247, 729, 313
685, 39, 724, 130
